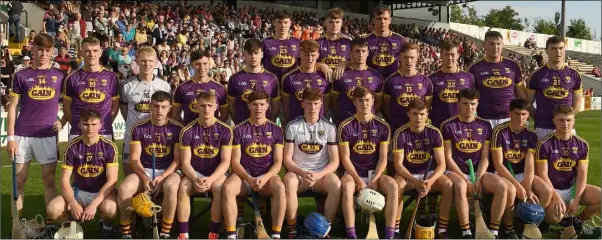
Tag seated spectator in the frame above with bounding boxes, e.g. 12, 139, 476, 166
592, 66, 601, 77
15, 56, 31, 72
117, 47, 133, 79
54, 47, 72, 74
0, 53, 14, 87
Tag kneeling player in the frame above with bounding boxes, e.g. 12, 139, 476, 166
177, 92, 233, 239
46, 109, 118, 238
492, 98, 554, 236
441, 88, 514, 238
339, 87, 398, 239
393, 99, 453, 238
536, 105, 600, 238
117, 91, 184, 239
223, 91, 286, 239
283, 88, 341, 238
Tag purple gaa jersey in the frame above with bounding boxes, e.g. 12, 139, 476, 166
281, 68, 332, 121
333, 67, 384, 124
173, 80, 228, 125
11, 67, 65, 137
469, 58, 523, 119
366, 32, 406, 78
528, 65, 583, 129
62, 136, 119, 193
441, 116, 492, 174
393, 124, 444, 175
130, 119, 183, 170
180, 119, 233, 176
227, 68, 280, 124
536, 134, 589, 190
316, 37, 351, 69
233, 119, 284, 177
262, 36, 302, 80
63, 68, 120, 135
429, 69, 476, 128
491, 122, 538, 174
338, 115, 390, 178
383, 73, 433, 131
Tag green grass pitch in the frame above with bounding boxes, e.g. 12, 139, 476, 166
1, 111, 599, 238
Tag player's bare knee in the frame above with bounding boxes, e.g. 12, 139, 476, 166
162, 176, 181, 195
325, 174, 341, 193
211, 181, 224, 195
341, 177, 355, 195
118, 182, 136, 201
271, 178, 286, 196
544, 208, 562, 224
100, 199, 118, 219
283, 172, 299, 189
453, 178, 467, 193
46, 200, 63, 219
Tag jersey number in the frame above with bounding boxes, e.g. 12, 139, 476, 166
447, 82, 456, 88
406, 86, 413, 92
38, 78, 46, 85
251, 82, 256, 89
553, 79, 559, 85
86, 155, 93, 162
89, 81, 96, 88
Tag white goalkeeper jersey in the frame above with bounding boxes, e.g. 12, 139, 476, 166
284, 115, 337, 172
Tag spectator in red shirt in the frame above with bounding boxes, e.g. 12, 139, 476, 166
54, 47, 71, 74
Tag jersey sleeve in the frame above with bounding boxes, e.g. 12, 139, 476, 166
332, 76, 342, 94
380, 122, 391, 144
119, 81, 129, 105
327, 123, 337, 145
274, 125, 284, 148
232, 127, 242, 148
441, 122, 452, 141
63, 74, 76, 100
284, 123, 295, 143
512, 61, 523, 84
173, 85, 184, 105
9, 73, 22, 96
392, 130, 405, 153
337, 124, 350, 145
491, 127, 503, 151
111, 73, 120, 99
468, 72, 476, 89
270, 77, 281, 100
324, 80, 332, 95
219, 85, 228, 106
221, 126, 233, 148
433, 129, 444, 150
536, 140, 549, 163
527, 131, 537, 153
579, 140, 589, 162
281, 75, 291, 96
425, 76, 434, 99
227, 78, 236, 97
573, 72, 583, 93
382, 78, 392, 96
484, 122, 492, 144
107, 141, 119, 167
130, 125, 142, 145
62, 145, 76, 169
179, 127, 192, 149
375, 74, 385, 94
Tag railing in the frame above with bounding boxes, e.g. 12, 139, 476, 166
0, 2, 28, 27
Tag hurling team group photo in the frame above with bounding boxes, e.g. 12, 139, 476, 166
3, 3, 601, 240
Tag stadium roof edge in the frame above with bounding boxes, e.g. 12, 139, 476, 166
386, 0, 479, 7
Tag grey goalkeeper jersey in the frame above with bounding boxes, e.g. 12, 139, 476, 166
284, 116, 337, 172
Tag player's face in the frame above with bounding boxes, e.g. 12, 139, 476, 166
197, 98, 217, 119
80, 118, 102, 138
300, 50, 319, 68
408, 108, 428, 127
458, 97, 478, 118
510, 109, 529, 127
137, 52, 157, 76
441, 47, 459, 69
400, 49, 418, 71
301, 99, 323, 115
81, 43, 102, 66
33, 45, 52, 65
546, 42, 565, 63
351, 45, 368, 65
244, 49, 263, 68
151, 99, 171, 121
353, 94, 374, 114
553, 113, 575, 134
274, 18, 292, 36
192, 57, 210, 77
372, 11, 391, 33
248, 99, 269, 118
324, 17, 342, 35
484, 37, 503, 59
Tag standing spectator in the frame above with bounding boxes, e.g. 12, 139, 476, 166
1, 51, 14, 87
0, 32, 8, 47
43, 11, 59, 37
55, 47, 72, 74
7, 0, 24, 42
152, 22, 166, 46
68, 13, 86, 56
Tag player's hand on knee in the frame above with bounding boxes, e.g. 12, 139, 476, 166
82, 205, 97, 221
367, 178, 378, 190
516, 183, 527, 201
143, 178, 152, 192
355, 179, 367, 192
70, 203, 84, 221
195, 177, 208, 192
527, 191, 539, 204
566, 200, 579, 216
150, 175, 165, 189
255, 175, 267, 190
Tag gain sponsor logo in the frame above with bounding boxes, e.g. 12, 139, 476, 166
245, 143, 272, 157
353, 140, 376, 154
193, 144, 219, 158
455, 139, 482, 153
28, 85, 56, 100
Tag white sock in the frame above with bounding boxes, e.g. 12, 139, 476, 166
272, 233, 280, 238
160, 233, 169, 237
227, 234, 236, 239
462, 230, 472, 236
490, 229, 499, 236
179, 233, 189, 238
438, 228, 447, 233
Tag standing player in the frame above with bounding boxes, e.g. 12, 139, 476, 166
177, 92, 233, 239
117, 91, 183, 239
332, 37, 384, 124
172, 50, 228, 125
339, 87, 398, 239
63, 36, 120, 140
316, 8, 351, 69
468, 31, 527, 128
441, 89, 514, 238
6, 34, 66, 231
222, 91, 286, 239
429, 39, 475, 128
536, 105, 600, 238
283, 88, 341, 239
491, 98, 554, 238
527, 36, 583, 139
393, 99, 453, 238
281, 40, 331, 124
46, 109, 119, 238
120, 47, 171, 175
227, 38, 280, 124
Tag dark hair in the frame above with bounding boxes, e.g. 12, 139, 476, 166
439, 39, 459, 52
190, 50, 210, 62
553, 104, 574, 116
33, 34, 55, 49
371, 5, 391, 19
79, 109, 101, 122
509, 98, 529, 111
546, 36, 565, 49
350, 37, 368, 50
247, 90, 270, 102
484, 31, 503, 41
151, 91, 172, 103
196, 91, 217, 103
274, 10, 291, 20
457, 88, 480, 101
352, 86, 374, 99
244, 38, 262, 53
408, 98, 427, 111
301, 88, 323, 101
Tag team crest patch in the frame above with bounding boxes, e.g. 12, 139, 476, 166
214, 133, 220, 140
572, 147, 578, 153
424, 138, 430, 145
392, 42, 398, 49
371, 129, 377, 136
367, 77, 373, 83
417, 83, 423, 89
522, 140, 528, 146
101, 79, 107, 86
52, 76, 58, 82
98, 152, 104, 159
291, 45, 297, 51
565, 76, 571, 82
167, 133, 173, 139
459, 78, 465, 85
505, 68, 511, 73
263, 80, 268, 86
266, 132, 272, 138
210, 89, 216, 94
477, 128, 483, 135
317, 79, 323, 85
318, 130, 325, 137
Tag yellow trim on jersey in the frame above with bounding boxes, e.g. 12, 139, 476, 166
337, 115, 355, 143
380, 141, 389, 145
393, 124, 410, 151
180, 145, 191, 150
62, 95, 72, 100
491, 147, 502, 151
492, 122, 510, 149
579, 159, 589, 162
536, 159, 547, 163
392, 149, 404, 153
222, 146, 233, 149
100, 136, 120, 164
439, 116, 459, 139
107, 162, 119, 167
63, 136, 83, 165
112, 96, 120, 100
9, 92, 19, 97
444, 140, 451, 143
232, 145, 241, 149
573, 88, 583, 94
528, 148, 536, 153
173, 102, 182, 106
484, 140, 490, 144
129, 118, 151, 141
338, 142, 349, 146
62, 165, 73, 169
130, 141, 141, 145
275, 144, 284, 148
433, 147, 443, 151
